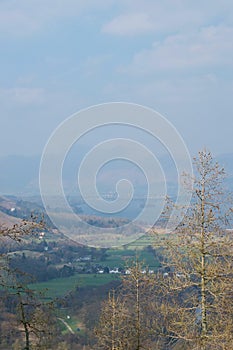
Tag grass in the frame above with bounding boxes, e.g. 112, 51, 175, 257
124, 233, 157, 249
30, 273, 119, 299
105, 249, 135, 268
105, 233, 161, 269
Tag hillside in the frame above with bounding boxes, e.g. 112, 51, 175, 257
0, 210, 21, 227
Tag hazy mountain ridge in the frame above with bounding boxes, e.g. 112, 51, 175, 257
0, 153, 232, 196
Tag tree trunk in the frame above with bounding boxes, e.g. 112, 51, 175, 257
200, 179, 207, 349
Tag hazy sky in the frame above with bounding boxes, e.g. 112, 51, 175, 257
1, 0, 233, 157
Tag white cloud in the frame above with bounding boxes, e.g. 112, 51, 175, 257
122, 25, 233, 74
102, 0, 233, 37
102, 13, 155, 36
0, 0, 114, 36
0, 88, 45, 105
102, 8, 205, 37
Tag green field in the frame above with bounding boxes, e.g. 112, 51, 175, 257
105, 248, 159, 269
30, 273, 119, 299
25, 232, 164, 301
124, 233, 157, 248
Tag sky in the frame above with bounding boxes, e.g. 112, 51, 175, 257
1, 0, 233, 158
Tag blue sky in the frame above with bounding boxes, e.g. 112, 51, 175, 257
1, 0, 233, 157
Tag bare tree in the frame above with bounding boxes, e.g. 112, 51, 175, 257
0, 216, 57, 349
155, 150, 233, 349
1, 263, 56, 350
95, 289, 129, 350
96, 260, 160, 350
0, 214, 44, 240
121, 260, 157, 350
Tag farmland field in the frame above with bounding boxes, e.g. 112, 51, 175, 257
30, 273, 119, 299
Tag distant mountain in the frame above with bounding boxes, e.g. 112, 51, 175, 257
0, 155, 40, 195
0, 195, 44, 220
0, 152, 232, 196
